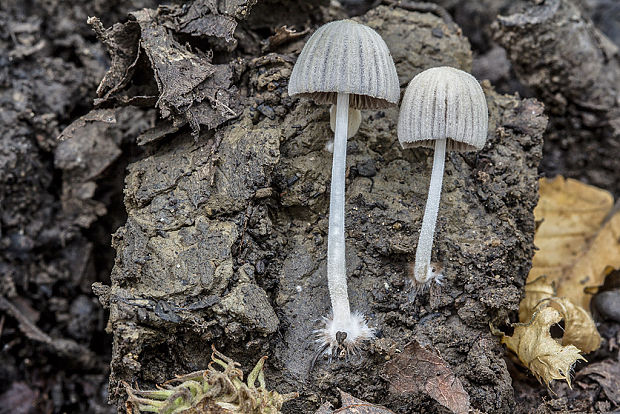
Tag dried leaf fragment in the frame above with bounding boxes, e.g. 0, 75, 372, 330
500, 307, 586, 387
545, 298, 601, 353
530, 176, 620, 312
518, 275, 555, 323
557, 210, 620, 311
263, 26, 310, 51
384, 341, 470, 414
314, 390, 395, 414
519, 278, 601, 353
577, 358, 620, 405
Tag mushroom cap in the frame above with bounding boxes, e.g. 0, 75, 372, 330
288, 20, 400, 110
397, 66, 488, 152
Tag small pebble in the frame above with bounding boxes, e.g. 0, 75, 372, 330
593, 290, 620, 322
357, 159, 376, 177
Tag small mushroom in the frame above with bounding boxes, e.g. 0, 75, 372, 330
288, 19, 399, 356
398, 66, 488, 292
326, 106, 362, 153
330, 106, 362, 139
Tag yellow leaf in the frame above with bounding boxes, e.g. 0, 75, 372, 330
529, 176, 613, 284
557, 212, 620, 310
521, 176, 620, 358
545, 298, 601, 353
519, 278, 601, 354
519, 276, 555, 323
501, 307, 586, 388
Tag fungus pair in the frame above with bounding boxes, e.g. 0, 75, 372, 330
288, 20, 488, 357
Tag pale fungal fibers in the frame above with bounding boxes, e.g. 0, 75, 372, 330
398, 66, 488, 292
289, 19, 399, 356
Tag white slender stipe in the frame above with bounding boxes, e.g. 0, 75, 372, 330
414, 138, 446, 283
327, 93, 350, 322
319, 93, 374, 357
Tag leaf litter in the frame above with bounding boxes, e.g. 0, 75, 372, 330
383, 341, 470, 414
496, 176, 620, 387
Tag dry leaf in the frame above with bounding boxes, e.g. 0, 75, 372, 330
557, 211, 620, 310
384, 341, 470, 414
530, 176, 613, 284
519, 278, 601, 353
500, 307, 586, 387
545, 298, 601, 353
519, 276, 555, 323
577, 358, 620, 405
530, 176, 620, 312
314, 390, 395, 414
516, 176, 620, 365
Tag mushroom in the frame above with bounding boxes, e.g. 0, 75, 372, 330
288, 19, 399, 355
330, 106, 362, 139
326, 106, 362, 153
397, 66, 488, 292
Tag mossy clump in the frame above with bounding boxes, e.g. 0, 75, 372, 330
125, 346, 297, 414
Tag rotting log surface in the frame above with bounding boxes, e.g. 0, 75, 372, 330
494, 0, 620, 196
100, 3, 547, 413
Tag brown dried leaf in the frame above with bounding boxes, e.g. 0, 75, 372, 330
518, 176, 620, 362
545, 298, 601, 353
314, 390, 395, 414
384, 341, 470, 414
577, 358, 620, 405
501, 307, 586, 387
88, 17, 141, 99
519, 275, 555, 323
131, 9, 216, 120
519, 278, 601, 353
557, 211, 620, 310
263, 26, 310, 51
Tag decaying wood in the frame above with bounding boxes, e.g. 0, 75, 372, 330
494, 0, 620, 194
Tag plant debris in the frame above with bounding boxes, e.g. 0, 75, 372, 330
125, 345, 297, 414
577, 357, 620, 406
315, 390, 395, 414
495, 176, 620, 386
530, 176, 620, 311
384, 341, 470, 414
496, 307, 586, 388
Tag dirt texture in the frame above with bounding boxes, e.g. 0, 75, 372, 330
96, 3, 547, 413
493, 0, 620, 197
0, 0, 162, 412
3, 0, 619, 413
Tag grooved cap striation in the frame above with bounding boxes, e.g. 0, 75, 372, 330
288, 20, 400, 110
398, 66, 489, 152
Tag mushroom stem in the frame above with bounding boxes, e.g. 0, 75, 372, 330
327, 92, 351, 323
414, 138, 447, 284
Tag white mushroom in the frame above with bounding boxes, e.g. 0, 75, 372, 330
398, 66, 488, 293
288, 19, 399, 356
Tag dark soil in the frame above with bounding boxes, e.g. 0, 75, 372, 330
0, 0, 618, 413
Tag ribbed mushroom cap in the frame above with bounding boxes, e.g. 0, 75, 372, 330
398, 66, 488, 152
288, 20, 400, 110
